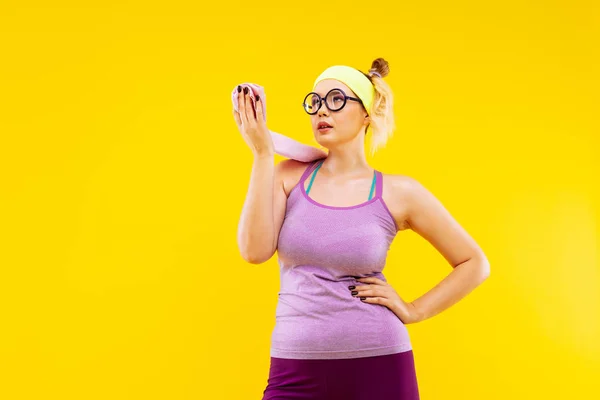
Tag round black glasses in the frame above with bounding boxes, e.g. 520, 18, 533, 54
302, 88, 363, 115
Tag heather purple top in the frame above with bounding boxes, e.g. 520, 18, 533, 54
270, 159, 413, 359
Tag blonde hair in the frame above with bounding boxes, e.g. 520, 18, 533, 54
361, 58, 396, 156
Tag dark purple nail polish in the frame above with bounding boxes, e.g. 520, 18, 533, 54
255, 94, 260, 101
348, 286, 355, 290
237, 85, 241, 93
360, 297, 366, 301
243, 87, 248, 94
351, 291, 358, 295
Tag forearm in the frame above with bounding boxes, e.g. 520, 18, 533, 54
410, 255, 490, 323
237, 154, 276, 263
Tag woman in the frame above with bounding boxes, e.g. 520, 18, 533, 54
234, 58, 490, 400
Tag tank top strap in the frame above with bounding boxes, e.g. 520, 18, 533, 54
375, 170, 383, 199
299, 158, 325, 187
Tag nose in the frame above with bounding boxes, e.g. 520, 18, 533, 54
317, 99, 329, 116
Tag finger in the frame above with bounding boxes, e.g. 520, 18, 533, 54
353, 286, 371, 295
251, 95, 257, 120
233, 108, 241, 127
360, 296, 389, 305
246, 87, 258, 120
238, 86, 249, 126
255, 94, 265, 124
244, 87, 256, 122
353, 288, 378, 297
357, 277, 387, 286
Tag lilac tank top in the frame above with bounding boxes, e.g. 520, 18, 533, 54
270, 158, 413, 360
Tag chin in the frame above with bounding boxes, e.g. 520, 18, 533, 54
315, 137, 338, 150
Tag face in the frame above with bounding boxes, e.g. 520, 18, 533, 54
307, 79, 370, 147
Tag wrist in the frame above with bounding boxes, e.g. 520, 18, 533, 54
394, 300, 422, 324
409, 301, 425, 324
253, 150, 274, 160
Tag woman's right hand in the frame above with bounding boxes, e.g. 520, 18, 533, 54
233, 86, 274, 158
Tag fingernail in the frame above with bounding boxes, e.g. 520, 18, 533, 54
243, 87, 249, 94
255, 94, 260, 101
351, 291, 358, 295
237, 85, 241, 93
360, 297, 366, 301
348, 286, 355, 290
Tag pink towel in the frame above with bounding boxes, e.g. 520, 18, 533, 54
232, 83, 327, 162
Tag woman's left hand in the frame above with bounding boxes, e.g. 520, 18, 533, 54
352, 277, 422, 324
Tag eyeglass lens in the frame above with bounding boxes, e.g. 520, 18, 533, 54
304, 89, 346, 114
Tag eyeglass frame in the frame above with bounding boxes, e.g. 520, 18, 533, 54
302, 88, 363, 115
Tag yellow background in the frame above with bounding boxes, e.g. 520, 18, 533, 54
1, 1, 598, 399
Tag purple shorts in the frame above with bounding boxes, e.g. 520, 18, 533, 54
262, 350, 420, 400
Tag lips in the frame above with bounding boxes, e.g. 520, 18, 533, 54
317, 122, 333, 129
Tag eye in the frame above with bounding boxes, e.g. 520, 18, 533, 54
332, 95, 344, 103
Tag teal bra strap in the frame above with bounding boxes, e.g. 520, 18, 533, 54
306, 160, 324, 195
368, 170, 376, 200
308, 162, 377, 201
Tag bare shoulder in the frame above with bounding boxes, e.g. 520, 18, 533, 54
380, 172, 418, 231
382, 172, 486, 267
275, 158, 319, 197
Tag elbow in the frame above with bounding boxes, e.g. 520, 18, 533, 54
479, 256, 491, 280
237, 231, 276, 264
243, 254, 267, 265
239, 248, 274, 265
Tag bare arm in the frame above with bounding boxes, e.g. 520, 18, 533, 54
237, 154, 275, 264
403, 177, 491, 322
236, 156, 291, 264
233, 87, 287, 264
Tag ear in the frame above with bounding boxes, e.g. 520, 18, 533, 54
363, 115, 370, 126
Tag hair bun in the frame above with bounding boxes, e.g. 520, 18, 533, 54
369, 58, 390, 79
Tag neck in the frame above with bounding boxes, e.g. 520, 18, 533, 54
319, 140, 370, 177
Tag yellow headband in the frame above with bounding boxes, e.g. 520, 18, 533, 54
313, 65, 375, 116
